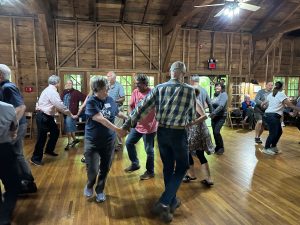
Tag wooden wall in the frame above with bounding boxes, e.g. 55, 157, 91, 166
0, 15, 299, 111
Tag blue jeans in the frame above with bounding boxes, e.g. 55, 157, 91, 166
157, 127, 189, 206
264, 113, 282, 148
125, 129, 156, 174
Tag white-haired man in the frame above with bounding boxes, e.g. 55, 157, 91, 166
31, 75, 74, 166
107, 71, 125, 151
120, 61, 196, 223
0, 64, 37, 194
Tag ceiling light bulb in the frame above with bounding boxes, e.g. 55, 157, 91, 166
228, 10, 233, 17
234, 7, 240, 15
224, 8, 230, 16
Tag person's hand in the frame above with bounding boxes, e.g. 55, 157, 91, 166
10, 130, 18, 140
116, 128, 128, 138
71, 114, 79, 119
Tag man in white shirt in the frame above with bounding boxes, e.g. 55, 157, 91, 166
0, 100, 19, 225
31, 75, 74, 166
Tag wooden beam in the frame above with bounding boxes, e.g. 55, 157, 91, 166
142, 0, 151, 24
252, 0, 286, 34
38, 14, 55, 70
59, 24, 102, 67
253, 19, 300, 41
89, 0, 96, 21
120, 25, 158, 70
163, 0, 185, 25
162, 24, 181, 72
119, 0, 127, 23
289, 39, 294, 75
162, 0, 214, 35
278, 3, 300, 27
251, 34, 282, 74
277, 40, 282, 73
210, 32, 215, 58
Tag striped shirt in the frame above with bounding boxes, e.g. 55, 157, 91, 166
123, 79, 196, 129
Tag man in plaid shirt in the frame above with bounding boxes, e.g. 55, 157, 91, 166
121, 61, 196, 223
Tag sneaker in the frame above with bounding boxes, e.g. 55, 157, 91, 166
44, 151, 59, 157
215, 148, 224, 155
262, 148, 275, 155
30, 158, 43, 166
84, 185, 93, 197
71, 139, 80, 147
170, 198, 181, 213
81, 156, 86, 163
151, 202, 173, 223
271, 146, 282, 154
281, 122, 285, 127
124, 164, 140, 173
255, 137, 263, 144
96, 192, 106, 203
140, 171, 155, 180
65, 143, 72, 151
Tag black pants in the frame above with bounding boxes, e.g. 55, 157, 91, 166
211, 116, 226, 150
264, 113, 282, 148
189, 150, 207, 166
0, 143, 20, 225
32, 112, 59, 162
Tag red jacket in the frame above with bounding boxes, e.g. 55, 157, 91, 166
61, 89, 86, 115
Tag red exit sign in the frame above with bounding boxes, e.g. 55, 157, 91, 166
24, 87, 33, 93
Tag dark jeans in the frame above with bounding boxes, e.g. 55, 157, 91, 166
0, 143, 20, 225
125, 129, 156, 174
13, 123, 34, 181
189, 150, 207, 166
264, 113, 282, 148
84, 137, 115, 194
211, 116, 226, 150
32, 112, 59, 162
244, 108, 255, 128
157, 127, 189, 206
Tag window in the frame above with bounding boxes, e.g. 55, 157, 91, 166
287, 77, 299, 98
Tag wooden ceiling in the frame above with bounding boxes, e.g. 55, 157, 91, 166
1, 0, 300, 37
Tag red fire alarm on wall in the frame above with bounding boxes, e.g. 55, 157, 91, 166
24, 87, 33, 93
208, 58, 217, 70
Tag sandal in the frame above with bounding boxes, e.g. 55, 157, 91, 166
183, 175, 197, 183
201, 179, 214, 186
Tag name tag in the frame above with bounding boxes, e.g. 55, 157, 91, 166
104, 103, 111, 108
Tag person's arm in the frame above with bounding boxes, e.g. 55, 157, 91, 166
205, 91, 213, 113
128, 92, 135, 114
15, 104, 26, 122
117, 111, 128, 120
188, 101, 207, 126
116, 85, 125, 104
92, 112, 123, 137
210, 92, 228, 116
77, 95, 89, 116
283, 99, 300, 112
254, 90, 263, 106
48, 90, 72, 117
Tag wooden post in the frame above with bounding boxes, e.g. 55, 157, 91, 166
187, 30, 190, 71
10, 18, 15, 67
55, 20, 59, 73
211, 32, 215, 58
196, 30, 200, 70
182, 30, 185, 63
75, 20, 79, 67
149, 26, 152, 70
277, 40, 282, 73
13, 18, 18, 86
33, 18, 39, 96
265, 54, 269, 82
132, 25, 135, 69
114, 26, 117, 69
289, 39, 294, 75
95, 22, 99, 68
239, 33, 243, 77
159, 27, 161, 72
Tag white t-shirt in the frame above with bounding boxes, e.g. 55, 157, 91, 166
265, 91, 288, 116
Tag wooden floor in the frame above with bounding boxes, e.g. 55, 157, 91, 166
12, 126, 300, 225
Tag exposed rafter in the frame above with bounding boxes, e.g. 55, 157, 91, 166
142, 0, 151, 24
252, 0, 286, 34
278, 3, 300, 27
163, 0, 185, 25
162, 24, 181, 72
119, 0, 128, 23
253, 19, 300, 41
251, 34, 282, 74
163, 0, 215, 35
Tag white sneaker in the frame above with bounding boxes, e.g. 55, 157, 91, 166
262, 148, 275, 155
84, 185, 93, 197
281, 122, 285, 127
272, 147, 282, 154
96, 192, 106, 203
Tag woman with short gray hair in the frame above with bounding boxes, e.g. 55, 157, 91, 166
83, 76, 127, 203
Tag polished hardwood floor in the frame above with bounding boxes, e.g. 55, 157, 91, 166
11, 126, 300, 225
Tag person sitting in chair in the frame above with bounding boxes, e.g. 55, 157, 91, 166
241, 94, 255, 129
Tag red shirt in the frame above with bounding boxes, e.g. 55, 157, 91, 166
129, 88, 157, 134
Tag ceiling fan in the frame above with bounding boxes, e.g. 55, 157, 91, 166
194, 0, 261, 17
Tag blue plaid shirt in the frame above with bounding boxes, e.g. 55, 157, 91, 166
123, 79, 196, 129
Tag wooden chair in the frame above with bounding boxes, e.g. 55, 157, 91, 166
227, 108, 243, 129
25, 112, 33, 139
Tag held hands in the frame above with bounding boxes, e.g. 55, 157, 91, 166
116, 127, 129, 138
71, 114, 79, 119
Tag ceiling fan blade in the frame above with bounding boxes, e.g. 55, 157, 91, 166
239, 2, 261, 11
194, 3, 225, 8
214, 8, 226, 17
